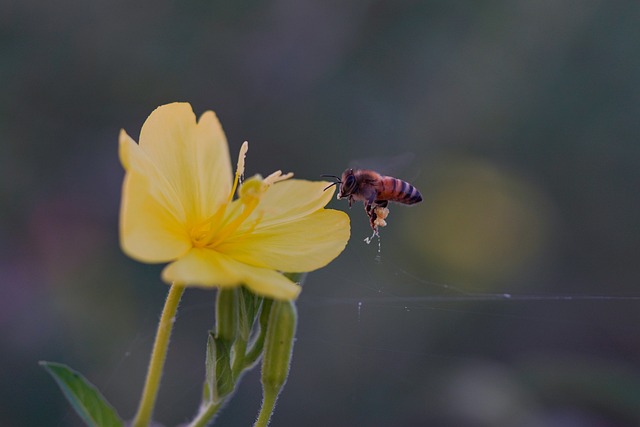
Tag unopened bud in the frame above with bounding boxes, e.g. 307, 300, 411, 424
261, 300, 297, 398
216, 288, 239, 345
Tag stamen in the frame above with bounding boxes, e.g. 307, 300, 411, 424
229, 141, 249, 202
193, 141, 249, 247
240, 211, 265, 236
236, 141, 249, 177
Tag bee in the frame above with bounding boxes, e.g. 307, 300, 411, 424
322, 169, 422, 232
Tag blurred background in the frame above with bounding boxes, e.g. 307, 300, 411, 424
2, 1, 640, 426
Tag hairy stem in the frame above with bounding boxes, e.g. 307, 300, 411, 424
132, 283, 185, 427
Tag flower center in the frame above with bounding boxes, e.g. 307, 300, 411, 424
189, 142, 292, 249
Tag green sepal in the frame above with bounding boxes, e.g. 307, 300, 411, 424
203, 332, 215, 404
244, 298, 273, 367
238, 287, 261, 341
215, 335, 234, 398
204, 331, 235, 401
39, 361, 123, 427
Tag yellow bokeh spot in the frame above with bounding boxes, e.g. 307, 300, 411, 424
404, 158, 555, 289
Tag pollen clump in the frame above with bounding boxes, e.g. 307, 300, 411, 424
373, 206, 390, 228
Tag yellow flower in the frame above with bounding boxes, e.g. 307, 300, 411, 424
119, 103, 350, 300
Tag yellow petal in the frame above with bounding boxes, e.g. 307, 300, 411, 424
137, 103, 232, 222
120, 130, 187, 223
193, 110, 233, 213
218, 209, 350, 272
161, 248, 300, 300
241, 179, 337, 229
161, 248, 241, 286
120, 170, 192, 262
239, 261, 301, 300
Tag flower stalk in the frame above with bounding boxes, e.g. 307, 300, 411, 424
132, 283, 185, 427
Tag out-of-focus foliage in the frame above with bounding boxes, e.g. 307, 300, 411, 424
2, 1, 640, 426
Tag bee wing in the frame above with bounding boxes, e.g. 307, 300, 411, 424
348, 152, 420, 181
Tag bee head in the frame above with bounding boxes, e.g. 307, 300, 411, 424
338, 169, 357, 199
321, 169, 357, 201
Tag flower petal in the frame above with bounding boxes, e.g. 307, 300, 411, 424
120, 130, 187, 223
161, 248, 300, 300
239, 262, 301, 300
120, 169, 192, 263
218, 209, 350, 272
239, 179, 337, 230
161, 248, 241, 286
137, 103, 232, 222
193, 110, 233, 214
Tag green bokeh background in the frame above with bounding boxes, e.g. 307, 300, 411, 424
2, 1, 640, 426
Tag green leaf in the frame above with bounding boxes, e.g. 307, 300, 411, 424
40, 361, 123, 427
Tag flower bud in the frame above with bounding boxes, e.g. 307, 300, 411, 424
261, 300, 297, 397
216, 288, 239, 345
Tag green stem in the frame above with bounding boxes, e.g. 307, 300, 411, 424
187, 401, 223, 427
253, 392, 277, 427
132, 283, 186, 427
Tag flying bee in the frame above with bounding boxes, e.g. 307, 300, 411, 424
322, 169, 422, 233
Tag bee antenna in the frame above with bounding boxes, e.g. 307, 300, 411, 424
322, 182, 340, 192
320, 174, 342, 192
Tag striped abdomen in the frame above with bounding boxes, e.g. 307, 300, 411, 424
377, 176, 422, 205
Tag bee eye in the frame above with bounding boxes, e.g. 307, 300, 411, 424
345, 175, 356, 189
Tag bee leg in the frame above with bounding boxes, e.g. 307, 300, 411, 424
364, 202, 378, 231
